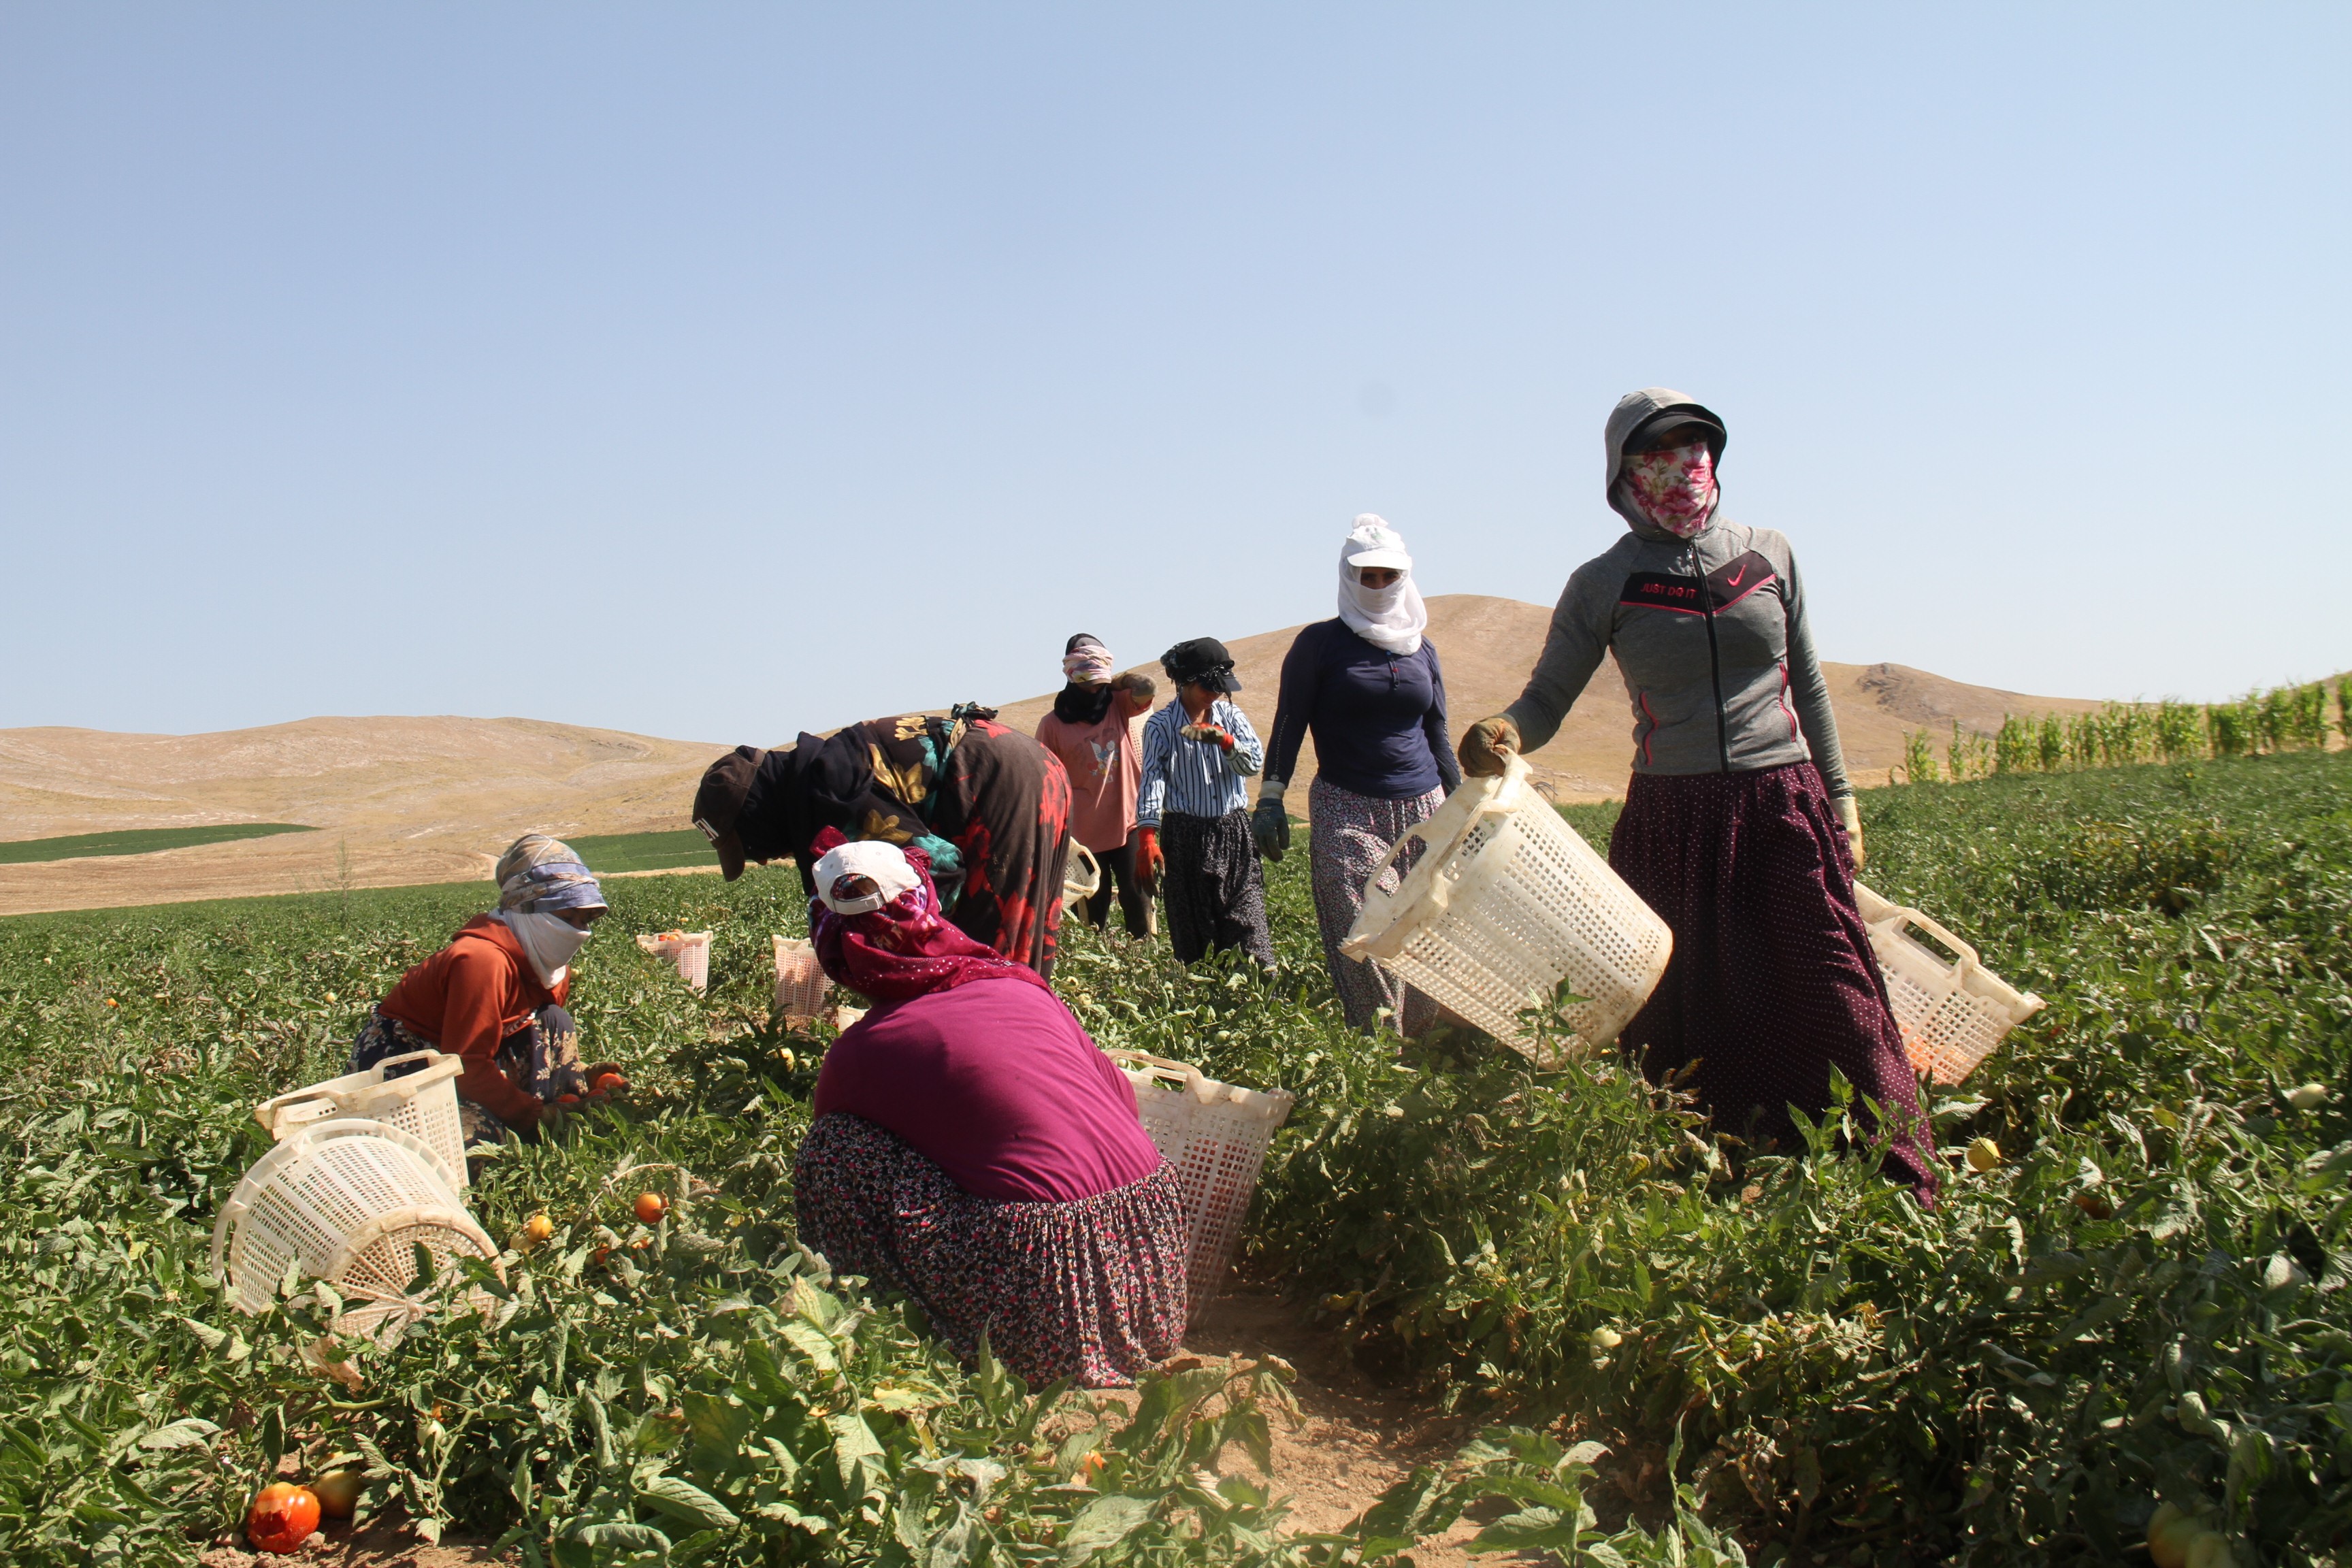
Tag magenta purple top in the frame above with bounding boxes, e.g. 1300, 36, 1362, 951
811, 975, 1164, 1203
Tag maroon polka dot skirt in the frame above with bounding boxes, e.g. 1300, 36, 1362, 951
1609, 762, 1938, 1203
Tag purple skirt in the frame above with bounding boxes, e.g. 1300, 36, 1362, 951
1610, 763, 1937, 1202
794, 1113, 1190, 1388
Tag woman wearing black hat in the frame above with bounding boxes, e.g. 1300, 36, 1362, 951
1134, 638, 1275, 972
1457, 388, 1935, 1203
691, 707, 1073, 978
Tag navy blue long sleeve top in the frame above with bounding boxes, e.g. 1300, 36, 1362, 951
1264, 620, 1462, 800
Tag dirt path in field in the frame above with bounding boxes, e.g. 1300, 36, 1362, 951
1179, 1288, 1505, 1563
198, 1289, 1505, 1567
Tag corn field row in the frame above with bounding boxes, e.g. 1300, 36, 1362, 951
1897, 676, 2348, 783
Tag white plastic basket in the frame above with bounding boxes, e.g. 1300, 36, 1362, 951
1341, 754, 1673, 1062
1110, 1049, 1294, 1323
1063, 841, 1102, 903
210, 1120, 501, 1339
772, 936, 830, 1024
1853, 882, 2045, 1084
638, 930, 711, 992
252, 1049, 468, 1190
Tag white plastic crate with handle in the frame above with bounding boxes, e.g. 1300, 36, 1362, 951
1108, 1049, 1294, 1324
252, 1049, 468, 1190
1341, 753, 1673, 1062
1852, 882, 2044, 1084
210, 1120, 502, 1341
772, 936, 830, 1024
637, 930, 711, 992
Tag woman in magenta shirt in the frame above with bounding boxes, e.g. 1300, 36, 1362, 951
793, 832, 1187, 1387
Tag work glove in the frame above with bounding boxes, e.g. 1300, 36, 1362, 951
1137, 827, 1163, 893
1835, 795, 1866, 870
1252, 796, 1290, 862
1180, 723, 1235, 750
1458, 714, 1520, 778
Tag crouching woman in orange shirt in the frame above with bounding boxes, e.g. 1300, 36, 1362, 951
349, 834, 625, 1147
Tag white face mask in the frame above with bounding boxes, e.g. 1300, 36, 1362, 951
497, 910, 591, 987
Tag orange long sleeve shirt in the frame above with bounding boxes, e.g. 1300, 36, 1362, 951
377, 915, 568, 1128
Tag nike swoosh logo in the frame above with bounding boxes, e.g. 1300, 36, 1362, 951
1727, 566, 1747, 587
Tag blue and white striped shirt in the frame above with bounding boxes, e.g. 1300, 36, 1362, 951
1135, 698, 1262, 826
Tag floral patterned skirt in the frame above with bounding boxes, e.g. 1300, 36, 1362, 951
1308, 775, 1446, 1035
793, 1112, 1189, 1388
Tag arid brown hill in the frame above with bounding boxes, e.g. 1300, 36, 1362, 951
0, 596, 2097, 914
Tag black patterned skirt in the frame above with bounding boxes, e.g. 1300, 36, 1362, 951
793, 1113, 1189, 1388
1610, 762, 1938, 1203
1159, 808, 1274, 970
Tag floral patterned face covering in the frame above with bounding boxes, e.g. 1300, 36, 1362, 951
1622, 442, 1719, 538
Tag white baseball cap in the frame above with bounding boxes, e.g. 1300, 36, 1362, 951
811, 839, 921, 915
1342, 514, 1412, 572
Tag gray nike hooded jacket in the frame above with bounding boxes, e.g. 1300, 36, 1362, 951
1502, 387, 1852, 799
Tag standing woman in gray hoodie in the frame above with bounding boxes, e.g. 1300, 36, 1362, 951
1457, 389, 1935, 1203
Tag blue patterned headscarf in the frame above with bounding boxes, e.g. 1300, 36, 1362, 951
493, 834, 608, 915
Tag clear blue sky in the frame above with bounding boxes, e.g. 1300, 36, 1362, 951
3, 5, 2345, 743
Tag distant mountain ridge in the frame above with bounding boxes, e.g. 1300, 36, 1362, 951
0, 595, 2100, 915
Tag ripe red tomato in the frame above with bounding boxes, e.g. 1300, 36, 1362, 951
634, 1192, 667, 1225
592, 1071, 626, 1096
246, 1482, 321, 1553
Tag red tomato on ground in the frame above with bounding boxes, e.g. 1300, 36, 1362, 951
592, 1071, 626, 1095
246, 1482, 321, 1553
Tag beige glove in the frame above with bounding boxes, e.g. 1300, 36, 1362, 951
1458, 715, 1521, 778
1835, 794, 1865, 869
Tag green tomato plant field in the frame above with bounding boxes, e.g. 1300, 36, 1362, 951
0, 751, 2346, 1566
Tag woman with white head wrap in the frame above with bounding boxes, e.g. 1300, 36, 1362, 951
348, 833, 627, 1149
1258, 516, 1460, 1035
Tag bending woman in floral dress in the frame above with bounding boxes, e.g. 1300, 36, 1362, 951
791, 832, 1188, 1387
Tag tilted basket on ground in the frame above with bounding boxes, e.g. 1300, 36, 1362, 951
252, 1048, 468, 1190
1109, 1049, 1294, 1324
210, 1120, 501, 1341
1853, 881, 2045, 1084
1341, 753, 1673, 1061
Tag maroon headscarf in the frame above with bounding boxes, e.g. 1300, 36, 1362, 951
807, 829, 1051, 1003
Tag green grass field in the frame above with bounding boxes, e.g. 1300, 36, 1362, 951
1, 751, 2347, 1565
568, 828, 719, 874
0, 821, 316, 865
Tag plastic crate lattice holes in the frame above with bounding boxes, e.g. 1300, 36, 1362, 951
1110, 1049, 1293, 1324
1342, 753, 1672, 1060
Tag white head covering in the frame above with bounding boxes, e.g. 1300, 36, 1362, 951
1336, 514, 1427, 656
811, 838, 924, 915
